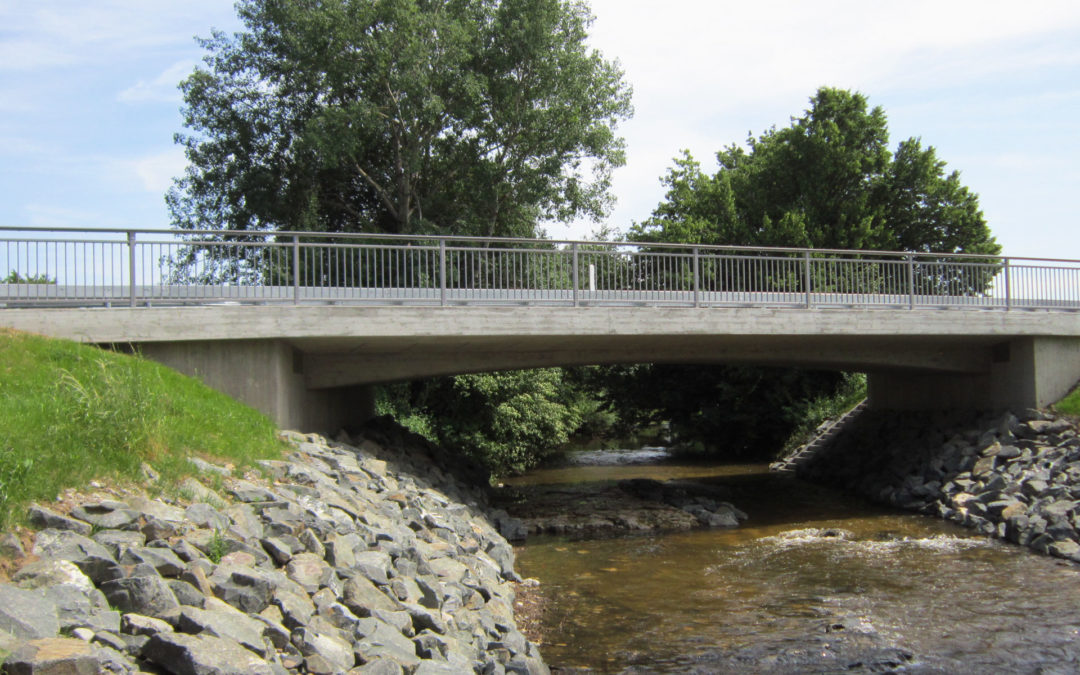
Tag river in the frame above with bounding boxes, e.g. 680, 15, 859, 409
508, 448, 1080, 674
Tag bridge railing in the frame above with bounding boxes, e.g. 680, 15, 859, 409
1, 227, 1078, 310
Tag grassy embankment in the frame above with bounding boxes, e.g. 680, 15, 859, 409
0, 328, 285, 528
1054, 384, 1080, 418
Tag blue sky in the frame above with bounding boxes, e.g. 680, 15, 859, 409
2, 1, 1078, 259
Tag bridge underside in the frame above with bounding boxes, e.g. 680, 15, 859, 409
4, 305, 1080, 431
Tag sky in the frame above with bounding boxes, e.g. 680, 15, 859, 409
1, 1, 1078, 259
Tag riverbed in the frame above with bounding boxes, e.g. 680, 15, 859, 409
508, 448, 1080, 673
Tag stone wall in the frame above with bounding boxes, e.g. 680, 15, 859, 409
796, 408, 1080, 563
0, 419, 545, 674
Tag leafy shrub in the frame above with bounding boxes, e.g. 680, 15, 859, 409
377, 369, 585, 476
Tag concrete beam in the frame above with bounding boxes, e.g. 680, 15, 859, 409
301, 336, 994, 388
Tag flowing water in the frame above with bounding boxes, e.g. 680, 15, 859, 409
509, 448, 1080, 674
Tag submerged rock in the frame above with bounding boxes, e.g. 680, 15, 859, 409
501, 475, 749, 537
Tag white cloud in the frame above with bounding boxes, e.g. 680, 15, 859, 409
0, 38, 76, 71
0, 134, 53, 158
0, 1, 240, 72
24, 204, 102, 229
131, 148, 188, 193
575, 0, 1080, 242
118, 60, 196, 104
1, 0, 1078, 258
588, 0, 1080, 113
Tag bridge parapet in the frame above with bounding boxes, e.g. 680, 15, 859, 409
3, 227, 1079, 311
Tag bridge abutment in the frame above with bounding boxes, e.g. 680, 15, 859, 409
867, 336, 1080, 411
137, 339, 375, 433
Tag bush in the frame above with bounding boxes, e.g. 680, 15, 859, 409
377, 368, 586, 476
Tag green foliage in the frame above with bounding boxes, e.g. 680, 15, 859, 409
169, 0, 632, 239
632, 87, 1000, 257
2, 271, 54, 284
378, 368, 597, 475
0, 329, 285, 527
601, 89, 1003, 460
1054, 383, 1080, 418
778, 372, 867, 456
207, 530, 228, 564
440, 370, 580, 474
375, 383, 439, 442
590, 364, 855, 459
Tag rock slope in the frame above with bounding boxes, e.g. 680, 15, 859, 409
796, 408, 1080, 563
0, 419, 546, 675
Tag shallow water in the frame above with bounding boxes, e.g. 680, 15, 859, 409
512, 450, 1080, 673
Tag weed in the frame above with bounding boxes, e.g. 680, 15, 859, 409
205, 471, 226, 495
176, 487, 199, 503
207, 530, 227, 564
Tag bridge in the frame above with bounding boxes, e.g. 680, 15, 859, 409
3, 227, 1080, 431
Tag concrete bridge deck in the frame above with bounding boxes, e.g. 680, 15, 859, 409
4, 302, 1079, 431
3, 228, 1080, 431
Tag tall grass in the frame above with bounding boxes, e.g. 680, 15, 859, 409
1054, 384, 1080, 418
0, 328, 285, 527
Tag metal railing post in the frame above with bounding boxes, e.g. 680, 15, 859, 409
292, 235, 300, 305
907, 255, 915, 309
127, 231, 137, 307
572, 243, 579, 306
439, 240, 447, 306
803, 250, 811, 309
693, 247, 700, 307
1004, 258, 1011, 310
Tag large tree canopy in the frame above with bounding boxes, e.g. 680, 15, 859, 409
609, 88, 1002, 459
168, 0, 633, 238
632, 87, 1000, 256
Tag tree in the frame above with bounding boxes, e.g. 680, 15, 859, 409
632, 87, 1000, 256
377, 368, 586, 475
592, 364, 858, 458
612, 88, 1001, 458
168, 0, 632, 239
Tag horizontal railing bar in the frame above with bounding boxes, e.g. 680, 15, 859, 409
2, 226, 1079, 266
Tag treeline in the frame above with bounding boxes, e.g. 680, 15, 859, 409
169, 1, 998, 476
374, 367, 867, 476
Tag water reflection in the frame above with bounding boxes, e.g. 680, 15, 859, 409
513, 453, 1080, 673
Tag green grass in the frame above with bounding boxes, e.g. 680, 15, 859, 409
0, 328, 286, 528
1053, 384, 1080, 417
